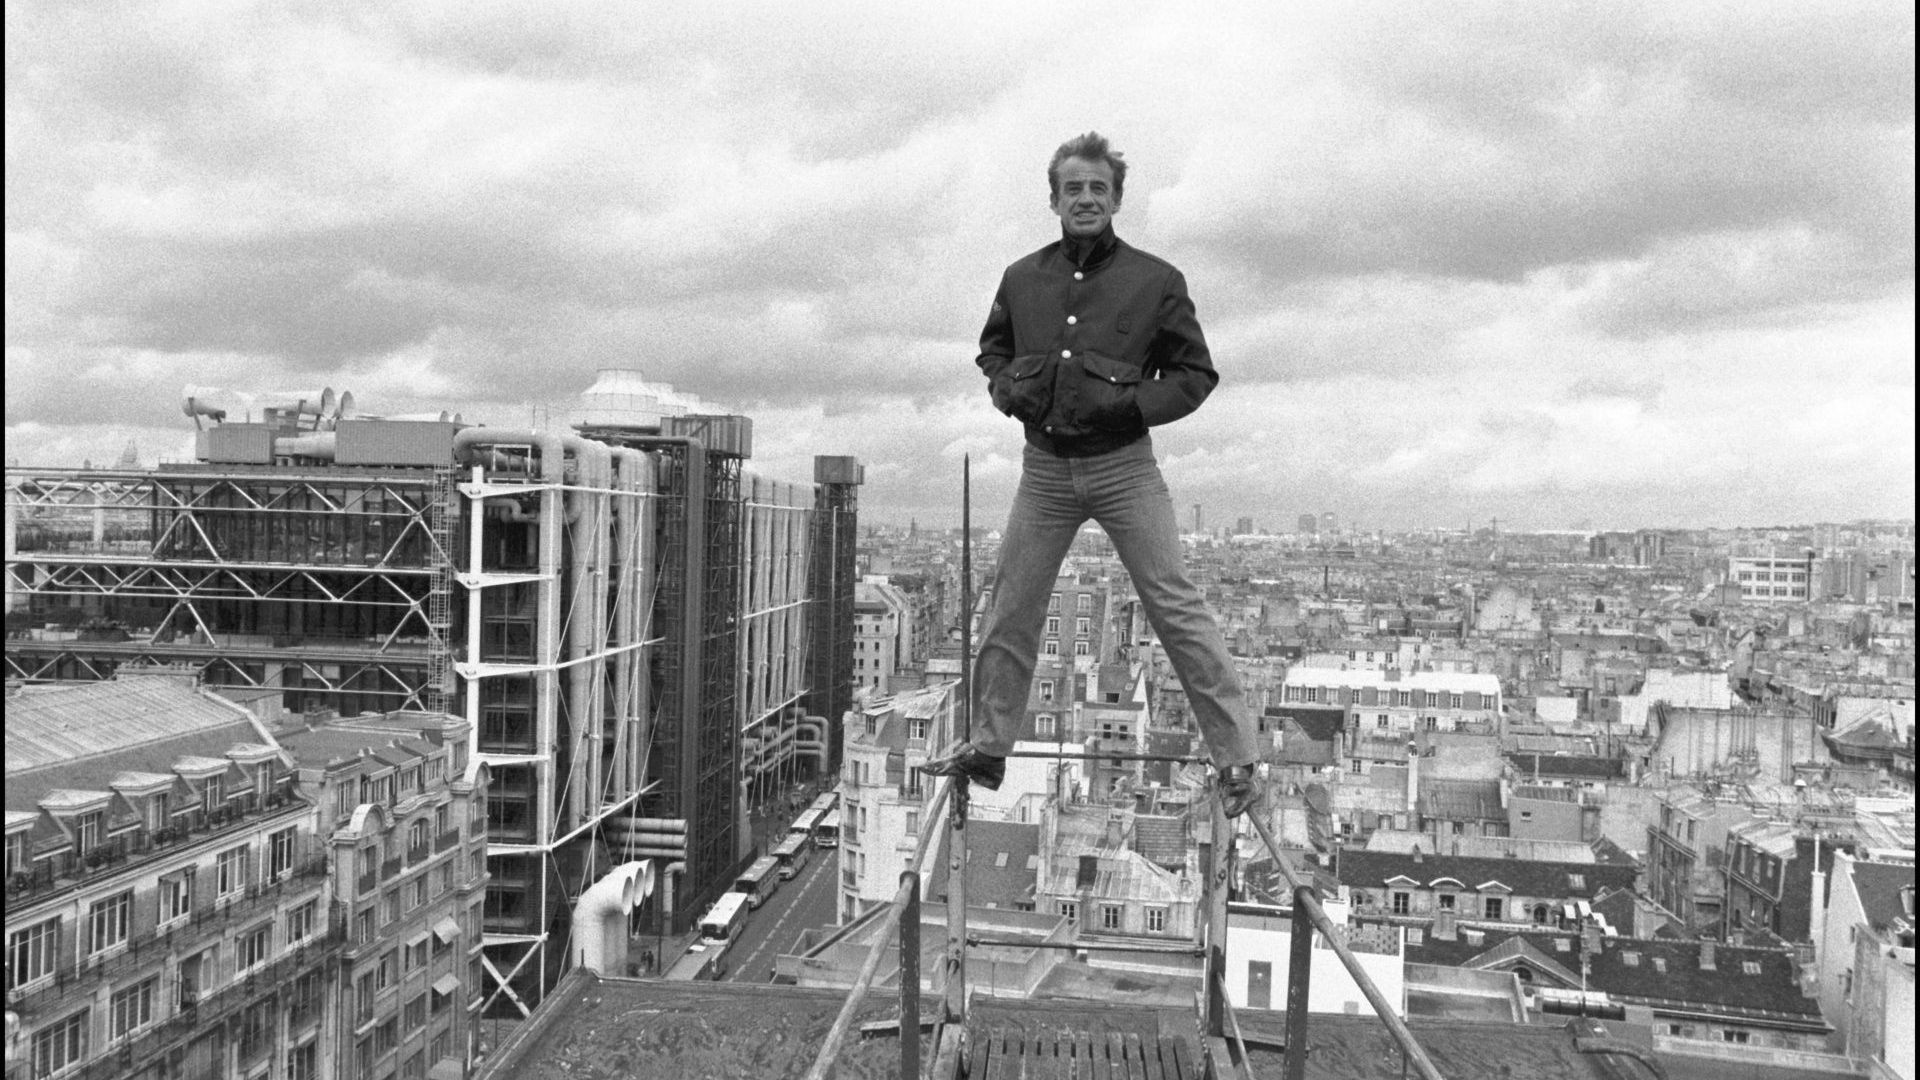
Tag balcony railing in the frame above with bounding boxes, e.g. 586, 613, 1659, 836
4, 794, 307, 908
435, 828, 461, 853
6, 856, 331, 1015
80, 920, 347, 1080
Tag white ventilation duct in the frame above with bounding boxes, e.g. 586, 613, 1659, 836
572, 860, 657, 975
263, 387, 338, 418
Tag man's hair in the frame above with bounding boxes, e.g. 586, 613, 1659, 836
1048, 131, 1127, 204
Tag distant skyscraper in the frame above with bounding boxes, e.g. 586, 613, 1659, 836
1320, 511, 1338, 536
1298, 514, 1317, 534
1193, 504, 1203, 533
1235, 516, 1254, 536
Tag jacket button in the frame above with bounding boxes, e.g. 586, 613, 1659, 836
1073, 272, 1084, 281
1066, 315, 1077, 325
1044, 426, 1053, 433
1061, 350, 1072, 359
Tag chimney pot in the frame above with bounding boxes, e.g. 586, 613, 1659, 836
1699, 940, 1717, 971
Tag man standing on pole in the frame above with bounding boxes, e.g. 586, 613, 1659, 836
922, 131, 1261, 817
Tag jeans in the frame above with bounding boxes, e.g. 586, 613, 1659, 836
970, 437, 1257, 770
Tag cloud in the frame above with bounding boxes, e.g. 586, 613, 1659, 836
4, 0, 1912, 529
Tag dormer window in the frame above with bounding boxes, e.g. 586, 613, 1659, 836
77, 811, 104, 856
203, 775, 223, 814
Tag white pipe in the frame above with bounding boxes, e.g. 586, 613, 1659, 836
571, 860, 657, 975
560, 436, 612, 830
275, 432, 337, 459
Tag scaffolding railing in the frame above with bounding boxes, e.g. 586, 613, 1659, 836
801, 776, 954, 1080
1241, 807, 1446, 1080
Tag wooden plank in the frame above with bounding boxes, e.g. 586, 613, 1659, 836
1162, 1036, 1191, 1080
1121, 1022, 1144, 1076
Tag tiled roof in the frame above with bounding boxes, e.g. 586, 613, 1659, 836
1337, 847, 1635, 901
1408, 930, 1825, 1026
967, 819, 1040, 909
1847, 860, 1917, 934
1506, 753, 1624, 780
1419, 779, 1503, 821
6, 677, 259, 774
5, 680, 273, 812
1132, 814, 1187, 870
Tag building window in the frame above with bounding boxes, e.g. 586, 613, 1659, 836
270, 827, 297, 879
1058, 901, 1078, 924
1077, 594, 1092, 613
76, 811, 103, 856
288, 901, 317, 944
1044, 639, 1059, 656
1145, 907, 1167, 933
1483, 897, 1504, 920
110, 977, 157, 1041
1048, 593, 1060, 613
1073, 640, 1090, 656
1039, 680, 1056, 702
1047, 616, 1061, 635
203, 774, 223, 814
32, 1010, 87, 1078
5, 830, 26, 875
9, 919, 59, 990
1721, 1030, 1750, 1044
1076, 617, 1090, 636
1391, 892, 1411, 915
907, 718, 929, 743
217, 844, 250, 898
376, 1017, 399, 1054
1100, 905, 1123, 931
238, 923, 272, 973
1036, 714, 1057, 737
407, 939, 428, 972
287, 1041, 318, 1080
405, 993, 427, 1033
90, 891, 132, 955
408, 819, 430, 860
1438, 894, 1455, 911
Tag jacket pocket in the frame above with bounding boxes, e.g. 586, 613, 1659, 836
1073, 353, 1142, 430
994, 353, 1053, 423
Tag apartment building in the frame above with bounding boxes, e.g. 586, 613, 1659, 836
852, 579, 912, 695
1280, 667, 1501, 737
1728, 555, 1815, 603
275, 711, 487, 1080
837, 684, 957, 921
5, 676, 341, 1080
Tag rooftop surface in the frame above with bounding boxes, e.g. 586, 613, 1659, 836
4, 677, 274, 810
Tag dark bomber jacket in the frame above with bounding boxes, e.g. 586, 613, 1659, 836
976, 225, 1219, 458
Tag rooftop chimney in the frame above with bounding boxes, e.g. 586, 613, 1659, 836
1698, 940, 1717, 971
1406, 740, 1419, 816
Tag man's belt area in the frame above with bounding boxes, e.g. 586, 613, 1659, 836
995, 351, 1148, 455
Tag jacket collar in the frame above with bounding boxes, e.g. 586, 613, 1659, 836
1060, 225, 1119, 270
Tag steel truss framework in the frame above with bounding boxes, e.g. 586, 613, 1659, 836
6, 466, 457, 712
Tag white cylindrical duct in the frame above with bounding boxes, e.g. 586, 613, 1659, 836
571, 860, 657, 975
275, 432, 337, 460
263, 387, 337, 417
559, 436, 612, 831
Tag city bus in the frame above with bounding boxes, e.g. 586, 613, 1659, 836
770, 833, 810, 880
812, 808, 842, 849
733, 856, 782, 909
807, 790, 839, 820
787, 807, 824, 845
667, 892, 751, 981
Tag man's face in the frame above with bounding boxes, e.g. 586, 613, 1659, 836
1051, 156, 1118, 239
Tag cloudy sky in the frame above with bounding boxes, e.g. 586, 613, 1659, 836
6, 1, 1914, 532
